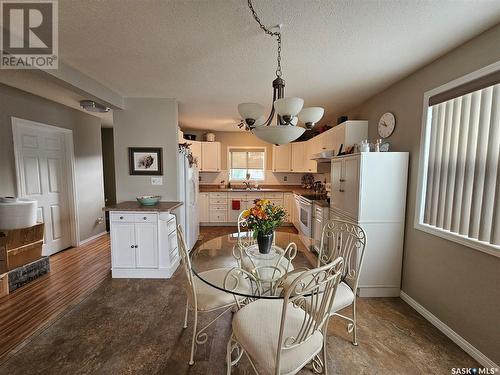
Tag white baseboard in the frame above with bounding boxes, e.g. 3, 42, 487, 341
78, 231, 107, 246
400, 291, 498, 369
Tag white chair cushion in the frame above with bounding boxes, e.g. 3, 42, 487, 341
281, 272, 354, 314
330, 281, 354, 313
232, 299, 323, 375
192, 268, 249, 311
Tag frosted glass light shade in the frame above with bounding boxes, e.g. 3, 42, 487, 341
299, 107, 324, 124
253, 116, 266, 127
290, 117, 298, 126
274, 97, 304, 117
253, 125, 305, 145
238, 103, 265, 121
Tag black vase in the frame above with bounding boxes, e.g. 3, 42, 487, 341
257, 232, 273, 254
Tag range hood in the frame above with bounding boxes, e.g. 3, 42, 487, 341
310, 150, 335, 163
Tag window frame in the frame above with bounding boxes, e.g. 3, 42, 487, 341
414, 60, 500, 258
227, 146, 266, 182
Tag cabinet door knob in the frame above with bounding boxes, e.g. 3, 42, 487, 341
130, 245, 134, 248
135, 245, 138, 248
339, 189, 345, 192
143, 216, 147, 220
120, 216, 124, 220
339, 179, 345, 182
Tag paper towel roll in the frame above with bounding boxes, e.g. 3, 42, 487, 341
0, 198, 38, 230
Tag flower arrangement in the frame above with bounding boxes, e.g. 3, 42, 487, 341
242, 199, 287, 238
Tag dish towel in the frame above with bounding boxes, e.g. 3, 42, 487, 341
232, 200, 240, 210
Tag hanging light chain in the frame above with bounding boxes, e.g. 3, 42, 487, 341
247, 0, 282, 77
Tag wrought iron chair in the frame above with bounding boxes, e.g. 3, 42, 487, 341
317, 219, 367, 346
177, 225, 248, 365
226, 257, 344, 375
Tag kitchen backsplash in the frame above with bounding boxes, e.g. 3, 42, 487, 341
199, 170, 329, 186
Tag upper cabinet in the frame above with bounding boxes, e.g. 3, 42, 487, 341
201, 142, 221, 172
271, 120, 368, 173
291, 142, 306, 172
272, 144, 292, 172
188, 140, 221, 172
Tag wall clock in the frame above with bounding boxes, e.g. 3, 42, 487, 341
378, 112, 396, 138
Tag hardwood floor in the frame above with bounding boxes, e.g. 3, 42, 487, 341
0, 235, 110, 362
0, 227, 479, 374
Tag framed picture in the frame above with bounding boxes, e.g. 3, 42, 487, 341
128, 147, 163, 175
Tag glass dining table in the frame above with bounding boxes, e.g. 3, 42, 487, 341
190, 231, 314, 299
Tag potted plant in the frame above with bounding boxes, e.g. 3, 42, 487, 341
242, 199, 287, 254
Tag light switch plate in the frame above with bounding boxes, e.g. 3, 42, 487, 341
151, 176, 163, 185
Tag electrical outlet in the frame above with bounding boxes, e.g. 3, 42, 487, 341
284, 175, 288, 182
151, 176, 163, 185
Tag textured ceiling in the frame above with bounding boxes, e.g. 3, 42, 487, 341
57, 0, 500, 131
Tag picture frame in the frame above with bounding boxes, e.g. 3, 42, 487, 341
128, 147, 163, 175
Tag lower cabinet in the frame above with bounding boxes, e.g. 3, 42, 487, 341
110, 212, 179, 278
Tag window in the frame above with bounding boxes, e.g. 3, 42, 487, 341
416, 64, 500, 257
228, 148, 265, 181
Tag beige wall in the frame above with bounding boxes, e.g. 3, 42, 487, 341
0, 83, 106, 242
113, 98, 179, 202
345, 24, 500, 363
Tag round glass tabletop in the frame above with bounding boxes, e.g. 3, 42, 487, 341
190, 231, 312, 299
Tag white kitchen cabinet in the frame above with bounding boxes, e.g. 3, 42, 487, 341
199, 192, 209, 223
305, 138, 318, 173
135, 222, 158, 268
272, 144, 292, 172
329, 152, 409, 297
111, 222, 136, 268
284, 193, 294, 223
201, 142, 221, 171
291, 142, 306, 172
190, 141, 202, 166
110, 212, 179, 278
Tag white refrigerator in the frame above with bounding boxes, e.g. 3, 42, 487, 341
178, 151, 200, 251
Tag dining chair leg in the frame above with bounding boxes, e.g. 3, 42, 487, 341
183, 299, 189, 329
322, 331, 328, 375
189, 309, 198, 365
226, 334, 233, 375
351, 300, 358, 346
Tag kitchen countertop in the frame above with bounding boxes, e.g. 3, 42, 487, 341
103, 201, 183, 212
200, 185, 311, 194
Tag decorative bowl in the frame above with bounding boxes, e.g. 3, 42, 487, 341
136, 195, 161, 206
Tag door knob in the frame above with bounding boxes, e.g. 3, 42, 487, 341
130, 245, 134, 248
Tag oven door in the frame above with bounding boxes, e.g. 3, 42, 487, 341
299, 198, 312, 237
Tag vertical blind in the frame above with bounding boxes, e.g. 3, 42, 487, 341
423, 83, 500, 247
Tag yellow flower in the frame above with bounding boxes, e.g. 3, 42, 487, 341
242, 209, 250, 218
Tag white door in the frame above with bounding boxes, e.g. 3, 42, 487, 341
199, 193, 209, 222
291, 142, 305, 172
111, 223, 136, 268
201, 142, 220, 171
272, 144, 291, 172
343, 156, 360, 220
13, 119, 72, 255
135, 222, 158, 268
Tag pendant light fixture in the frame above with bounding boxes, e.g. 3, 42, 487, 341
237, 0, 324, 145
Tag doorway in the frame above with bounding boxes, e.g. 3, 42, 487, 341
12, 117, 78, 256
